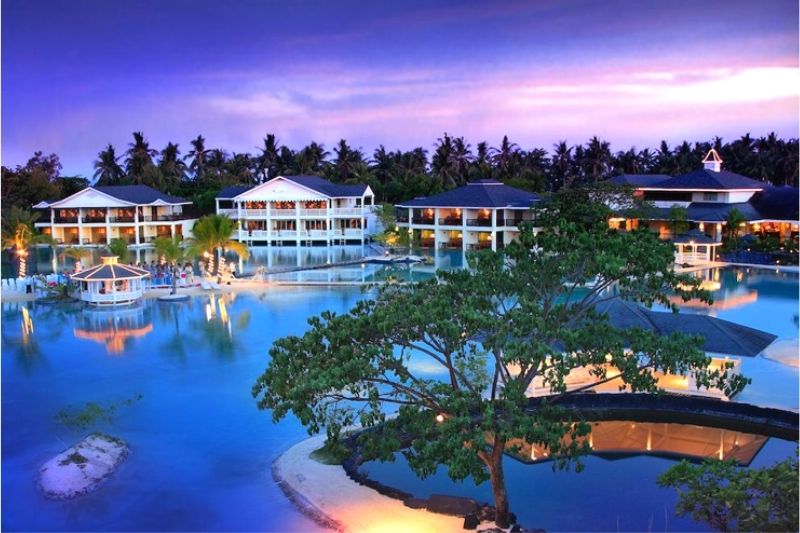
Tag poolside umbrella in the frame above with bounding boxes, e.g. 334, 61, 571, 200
593, 297, 777, 357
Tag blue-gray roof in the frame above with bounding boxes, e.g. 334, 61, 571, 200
94, 185, 189, 204
750, 186, 799, 221
283, 175, 368, 197
217, 186, 253, 199
608, 174, 671, 187
672, 229, 720, 245
397, 180, 541, 209
645, 169, 765, 190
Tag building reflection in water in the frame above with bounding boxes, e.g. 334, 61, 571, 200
671, 268, 758, 310
21, 306, 34, 345
73, 305, 153, 354
507, 421, 768, 466
205, 294, 233, 338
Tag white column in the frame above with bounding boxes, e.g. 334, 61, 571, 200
295, 201, 302, 246
326, 200, 332, 245
78, 208, 84, 245
105, 209, 112, 244
461, 209, 467, 254
134, 208, 141, 245
170, 224, 176, 238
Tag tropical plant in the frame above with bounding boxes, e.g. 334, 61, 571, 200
658, 455, 798, 532
2, 222, 50, 277
153, 236, 188, 295
93, 144, 125, 185
254, 189, 744, 528
106, 238, 131, 263
188, 214, 249, 276
668, 205, 690, 236
724, 208, 747, 250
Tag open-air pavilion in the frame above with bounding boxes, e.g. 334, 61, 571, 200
70, 256, 150, 306
672, 228, 722, 264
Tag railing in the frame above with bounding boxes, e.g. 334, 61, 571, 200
466, 218, 492, 227
438, 217, 462, 226
443, 239, 463, 249
81, 288, 144, 304
332, 208, 362, 216
396, 215, 409, 223
54, 216, 79, 223
140, 214, 187, 222
248, 230, 270, 239
110, 216, 136, 223
418, 238, 435, 248
218, 208, 238, 216
300, 208, 328, 217
241, 209, 269, 217
269, 209, 294, 217
412, 217, 435, 225
82, 216, 107, 223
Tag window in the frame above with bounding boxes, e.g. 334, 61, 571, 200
703, 192, 718, 201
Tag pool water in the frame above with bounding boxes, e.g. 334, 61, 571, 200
2, 288, 368, 532
1, 263, 797, 532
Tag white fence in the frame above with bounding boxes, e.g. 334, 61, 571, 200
1, 275, 63, 296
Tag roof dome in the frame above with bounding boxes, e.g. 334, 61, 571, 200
70, 256, 150, 281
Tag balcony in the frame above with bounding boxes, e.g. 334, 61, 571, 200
466, 218, 492, 227
269, 209, 294, 217
332, 208, 362, 216
218, 208, 238, 217
396, 215, 409, 223
110, 216, 136, 223
54, 216, 79, 223
82, 215, 107, 223
438, 217, 462, 226
140, 214, 187, 222
411, 217, 435, 225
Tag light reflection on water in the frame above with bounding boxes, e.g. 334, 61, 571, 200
1, 256, 797, 531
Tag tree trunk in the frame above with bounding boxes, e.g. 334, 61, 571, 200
487, 436, 511, 528
171, 266, 177, 295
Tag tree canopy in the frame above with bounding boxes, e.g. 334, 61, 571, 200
253, 189, 746, 528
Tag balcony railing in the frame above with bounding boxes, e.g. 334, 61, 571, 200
269, 209, 294, 217
140, 214, 187, 222
54, 216, 79, 223
412, 217, 435, 225
466, 218, 492, 227
218, 208, 237, 216
82, 215, 107, 223
110, 216, 136, 223
396, 215, 409, 223
438, 217, 462, 226
332, 208, 362, 216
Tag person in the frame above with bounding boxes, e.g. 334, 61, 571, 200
185, 262, 194, 285
229, 263, 236, 279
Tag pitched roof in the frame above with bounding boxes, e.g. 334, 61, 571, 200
646, 169, 764, 191
397, 180, 541, 208
749, 186, 799, 221
217, 185, 253, 199
643, 202, 763, 223
594, 297, 776, 357
672, 229, 721, 245
94, 185, 189, 204
70, 261, 150, 281
282, 175, 368, 197
608, 174, 671, 187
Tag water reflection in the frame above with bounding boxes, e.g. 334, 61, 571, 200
73, 305, 154, 355
507, 421, 768, 466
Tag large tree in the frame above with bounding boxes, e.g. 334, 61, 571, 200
94, 144, 126, 185
253, 189, 744, 528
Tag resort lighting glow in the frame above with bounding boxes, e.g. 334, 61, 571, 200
435, 413, 445, 423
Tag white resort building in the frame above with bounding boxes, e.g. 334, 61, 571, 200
395, 179, 541, 251
33, 185, 197, 247
215, 175, 377, 245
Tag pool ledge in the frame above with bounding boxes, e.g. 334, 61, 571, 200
273, 435, 467, 533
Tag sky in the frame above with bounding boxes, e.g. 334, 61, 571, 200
2, 0, 798, 176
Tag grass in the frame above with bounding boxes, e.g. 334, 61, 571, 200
310, 442, 350, 465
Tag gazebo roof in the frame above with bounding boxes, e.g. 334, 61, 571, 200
70, 256, 150, 281
594, 297, 777, 357
672, 229, 721, 245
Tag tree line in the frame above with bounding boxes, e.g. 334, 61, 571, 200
2, 132, 797, 213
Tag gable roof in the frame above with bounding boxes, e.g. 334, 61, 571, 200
93, 185, 189, 205
397, 180, 541, 209
281, 175, 368, 197
608, 174, 671, 187
644, 169, 765, 191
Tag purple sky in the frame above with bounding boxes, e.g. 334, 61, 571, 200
2, 0, 798, 176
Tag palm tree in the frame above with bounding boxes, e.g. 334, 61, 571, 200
158, 142, 187, 192
296, 142, 329, 175
125, 131, 157, 182
584, 136, 612, 183
153, 236, 188, 295
490, 135, 519, 179
432, 133, 457, 189
724, 208, 747, 250
550, 141, 573, 190
332, 139, 364, 183
106, 238, 131, 263
188, 215, 249, 277
186, 135, 210, 182
2, 223, 49, 277
256, 134, 281, 183
93, 144, 125, 185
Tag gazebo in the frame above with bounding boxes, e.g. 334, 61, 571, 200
673, 228, 722, 264
70, 256, 150, 306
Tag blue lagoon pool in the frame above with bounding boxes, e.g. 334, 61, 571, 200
1, 264, 797, 531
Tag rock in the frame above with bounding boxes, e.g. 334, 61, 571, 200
403, 497, 428, 509
39, 433, 128, 500
426, 493, 479, 516
463, 513, 480, 529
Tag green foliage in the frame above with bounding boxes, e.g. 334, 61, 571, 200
254, 188, 743, 526
59, 451, 89, 466
658, 455, 799, 532
724, 208, 747, 249
668, 205, 690, 236
310, 439, 351, 465
55, 394, 143, 430
106, 238, 131, 263
188, 214, 249, 275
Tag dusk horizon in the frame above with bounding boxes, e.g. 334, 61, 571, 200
3, 0, 799, 177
